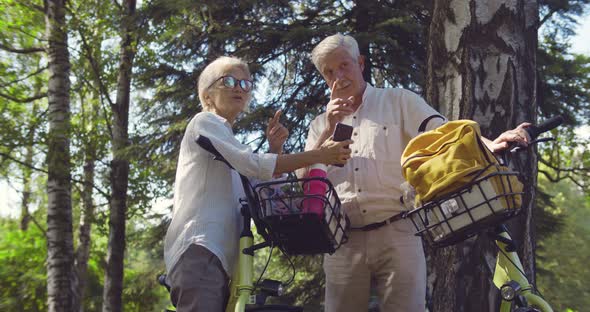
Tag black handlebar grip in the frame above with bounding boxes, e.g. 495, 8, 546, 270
157, 274, 167, 286
157, 274, 171, 291
525, 116, 564, 140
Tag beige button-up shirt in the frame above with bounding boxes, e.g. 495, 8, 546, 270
304, 85, 445, 226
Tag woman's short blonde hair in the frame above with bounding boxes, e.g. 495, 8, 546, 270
197, 56, 252, 112
311, 33, 360, 74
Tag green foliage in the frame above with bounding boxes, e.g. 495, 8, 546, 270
0, 218, 47, 311
122, 216, 170, 312
536, 175, 590, 311
537, 34, 590, 126
251, 232, 326, 311
0, 0, 48, 185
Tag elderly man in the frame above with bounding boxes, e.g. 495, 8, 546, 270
299, 34, 530, 312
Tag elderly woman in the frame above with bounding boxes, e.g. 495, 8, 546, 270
163, 56, 352, 311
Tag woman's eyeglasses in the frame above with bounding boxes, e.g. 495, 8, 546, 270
209, 76, 253, 92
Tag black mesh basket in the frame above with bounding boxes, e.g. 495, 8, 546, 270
404, 167, 523, 248
254, 177, 349, 255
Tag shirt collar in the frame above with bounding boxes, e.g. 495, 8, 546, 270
210, 112, 234, 132
359, 84, 374, 111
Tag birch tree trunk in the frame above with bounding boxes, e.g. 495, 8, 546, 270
20, 101, 38, 231
102, 1, 137, 311
75, 149, 95, 312
45, 0, 77, 310
75, 25, 104, 312
75, 105, 97, 312
426, 1, 538, 311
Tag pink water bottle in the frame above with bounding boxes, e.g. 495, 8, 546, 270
302, 163, 328, 216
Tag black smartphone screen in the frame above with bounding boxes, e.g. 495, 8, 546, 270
332, 123, 353, 167
333, 123, 353, 142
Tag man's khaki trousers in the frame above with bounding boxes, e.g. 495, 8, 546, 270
323, 217, 426, 312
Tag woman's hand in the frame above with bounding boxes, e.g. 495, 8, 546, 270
487, 122, 532, 153
266, 110, 289, 154
318, 138, 353, 166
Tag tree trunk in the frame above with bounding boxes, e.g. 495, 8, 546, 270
20, 102, 37, 231
102, 1, 137, 311
75, 131, 96, 312
426, 0, 537, 311
75, 28, 104, 312
45, 0, 77, 311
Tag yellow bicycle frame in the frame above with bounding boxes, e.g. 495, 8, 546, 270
493, 230, 553, 312
226, 235, 255, 312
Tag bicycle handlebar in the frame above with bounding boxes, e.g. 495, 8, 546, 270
196, 135, 234, 169
525, 115, 563, 141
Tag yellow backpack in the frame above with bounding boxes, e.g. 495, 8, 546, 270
400, 120, 522, 206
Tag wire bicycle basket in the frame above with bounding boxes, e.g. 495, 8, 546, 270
404, 166, 523, 248
253, 177, 349, 255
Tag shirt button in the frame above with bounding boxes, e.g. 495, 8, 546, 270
358, 189, 362, 192
383, 126, 387, 130
362, 209, 367, 213
354, 150, 358, 154
354, 168, 359, 171
353, 132, 358, 136
353, 116, 357, 119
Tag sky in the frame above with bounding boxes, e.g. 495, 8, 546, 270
1, 13, 590, 218
570, 12, 590, 55
569, 14, 590, 140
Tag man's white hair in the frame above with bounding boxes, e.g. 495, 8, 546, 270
197, 56, 252, 112
311, 33, 360, 73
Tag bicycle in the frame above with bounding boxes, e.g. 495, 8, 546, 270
158, 135, 350, 312
402, 116, 563, 312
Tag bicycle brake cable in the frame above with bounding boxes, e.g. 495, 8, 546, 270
254, 243, 275, 290
281, 249, 296, 286
496, 245, 547, 300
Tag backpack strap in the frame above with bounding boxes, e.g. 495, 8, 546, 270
418, 114, 446, 133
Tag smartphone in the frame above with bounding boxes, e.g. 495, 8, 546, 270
332, 123, 353, 167
333, 122, 353, 142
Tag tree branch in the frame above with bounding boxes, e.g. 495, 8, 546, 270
112, 0, 122, 10
6, 26, 45, 43
0, 66, 48, 88
26, 211, 47, 236
0, 151, 111, 200
0, 151, 48, 174
539, 157, 590, 173
0, 92, 47, 103
15, 0, 45, 13
77, 29, 115, 108
539, 169, 586, 189
0, 43, 45, 54
537, 8, 559, 29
